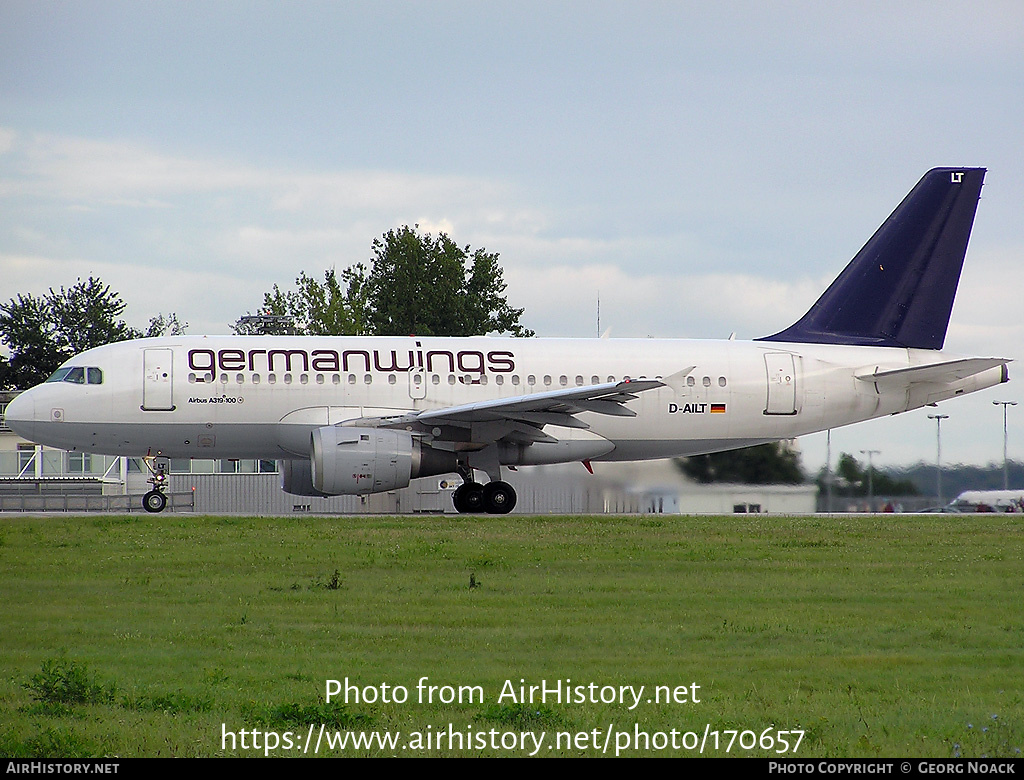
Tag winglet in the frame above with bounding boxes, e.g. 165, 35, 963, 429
761, 168, 986, 350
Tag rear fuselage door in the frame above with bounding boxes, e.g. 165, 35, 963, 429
764, 352, 798, 415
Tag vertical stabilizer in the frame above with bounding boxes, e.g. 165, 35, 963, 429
761, 167, 985, 349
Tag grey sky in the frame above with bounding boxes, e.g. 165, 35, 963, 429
2, 1, 1022, 474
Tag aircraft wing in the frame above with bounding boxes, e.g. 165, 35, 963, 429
343, 378, 665, 445
856, 357, 1009, 389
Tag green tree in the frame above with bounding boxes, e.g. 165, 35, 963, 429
0, 278, 137, 389
234, 226, 533, 338
0, 293, 51, 390
0, 278, 186, 390
366, 226, 532, 337
144, 312, 188, 338
677, 442, 805, 484
232, 268, 368, 336
819, 453, 918, 496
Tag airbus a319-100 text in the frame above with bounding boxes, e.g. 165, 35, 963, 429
5, 168, 1009, 513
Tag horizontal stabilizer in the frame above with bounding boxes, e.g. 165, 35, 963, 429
856, 357, 1009, 388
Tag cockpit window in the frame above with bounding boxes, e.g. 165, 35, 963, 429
45, 368, 73, 383
44, 366, 103, 385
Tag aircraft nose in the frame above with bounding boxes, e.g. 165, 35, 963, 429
3, 390, 36, 440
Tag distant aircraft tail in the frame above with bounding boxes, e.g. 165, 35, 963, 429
761, 167, 986, 350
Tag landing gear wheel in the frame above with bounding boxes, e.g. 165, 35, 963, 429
143, 490, 167, 513
453, 481, 485, 513
483, 481, 517, 514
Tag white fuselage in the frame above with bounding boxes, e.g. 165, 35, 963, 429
5, 335, 1005, 465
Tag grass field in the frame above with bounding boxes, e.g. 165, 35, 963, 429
1, 512, 1022, 757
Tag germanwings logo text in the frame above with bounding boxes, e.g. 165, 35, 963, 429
189, 344, 516, 376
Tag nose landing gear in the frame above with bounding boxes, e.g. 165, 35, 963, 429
142, 456, 169, 513
142, 489, 167, 513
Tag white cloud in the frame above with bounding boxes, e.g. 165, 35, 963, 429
0, 131, 543, 332
12, 134, 257, 201
0, 127, 15, 155
2, 132, 517, 230
944, 245, 1024, 363
504, 261, 827, 339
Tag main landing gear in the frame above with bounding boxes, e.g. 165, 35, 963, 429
452, 458, 517, 514
142, 456, 169, 513
453, 480, 517, 514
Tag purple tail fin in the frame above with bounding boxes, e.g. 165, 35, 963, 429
761, 168, 985, 350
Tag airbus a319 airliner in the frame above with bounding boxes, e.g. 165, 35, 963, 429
5, 168, 1009, 513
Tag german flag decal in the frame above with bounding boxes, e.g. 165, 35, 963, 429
710, 403, 727, 414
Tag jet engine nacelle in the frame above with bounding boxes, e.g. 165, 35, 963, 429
310, 426, 458, 496
280, 459, 330, 497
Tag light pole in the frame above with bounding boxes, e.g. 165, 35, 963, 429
928, 414, 949, 505
993, 401, 1017, 490
860, 449, 879, 511
826, 429, 833, 513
